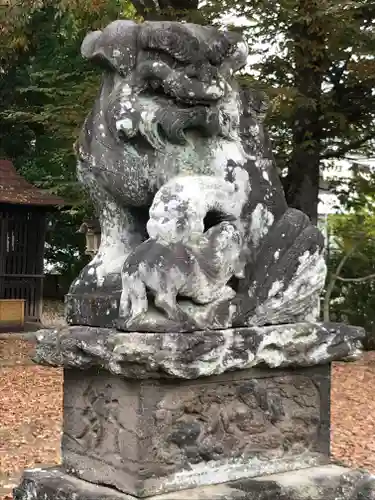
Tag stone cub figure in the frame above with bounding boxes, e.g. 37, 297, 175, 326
118, 221, 246, 329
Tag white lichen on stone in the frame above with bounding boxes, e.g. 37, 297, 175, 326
249, 203, 275, 248
115, 118, 133, 131
147, 175, 249, 243
248, 249, 327, 325
267, 280, 284, 299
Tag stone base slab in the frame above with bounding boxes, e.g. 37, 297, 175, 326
13, 465, 375, 500
32, 322, 364, 379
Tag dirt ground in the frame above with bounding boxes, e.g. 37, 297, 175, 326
0, 338, 62, 500
1, 338, 375, 499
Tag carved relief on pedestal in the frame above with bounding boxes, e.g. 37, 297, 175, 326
62, 367, 329, 495
147, 375, 323, 472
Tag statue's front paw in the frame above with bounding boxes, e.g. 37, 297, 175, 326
118, 275, 148, 330
117, 306, 147, 331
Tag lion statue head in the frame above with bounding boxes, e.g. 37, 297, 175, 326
77, 20, 249, 208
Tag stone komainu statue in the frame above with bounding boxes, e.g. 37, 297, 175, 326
66, 20, 326, 332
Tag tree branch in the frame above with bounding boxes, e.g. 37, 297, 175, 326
323, 244, 357, 322
320, 131, 375, 159
335, 273, 375, 283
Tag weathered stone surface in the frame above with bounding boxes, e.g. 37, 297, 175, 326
60, 365, 329, 496
14, 468, 130, 500
118, 219, 247, 332
13, 465, 375, 499
66, 19, 327, 331
32, 322, 364, 379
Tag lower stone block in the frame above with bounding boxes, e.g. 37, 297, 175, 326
13, 465, 375, 499
61, 365, 330, 497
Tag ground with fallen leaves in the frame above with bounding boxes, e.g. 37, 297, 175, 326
0, 338, 375, 499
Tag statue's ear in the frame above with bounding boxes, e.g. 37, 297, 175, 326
81, 20, 140, 77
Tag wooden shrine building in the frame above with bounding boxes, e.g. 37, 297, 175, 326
0, 160, 65, 327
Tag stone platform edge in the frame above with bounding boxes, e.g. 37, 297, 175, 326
31, 321, 364, 379
13, 465, 375, 500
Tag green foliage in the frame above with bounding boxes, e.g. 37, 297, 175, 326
326, 211, 375, 349
333, 161, 375, 214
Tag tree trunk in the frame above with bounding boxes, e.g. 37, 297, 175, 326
283, 119, 321, 225
283, 0, 328, 225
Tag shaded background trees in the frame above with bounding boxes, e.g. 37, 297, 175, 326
0, 0, 137, 282
326, 213, 375, 350
203, 0, 375, 223
323, 166, 375, 349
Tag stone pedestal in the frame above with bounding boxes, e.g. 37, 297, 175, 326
62, 365, 330, 496
13, 323, 375, 500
